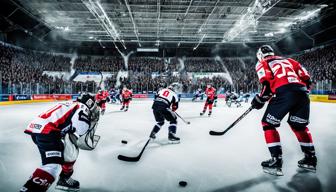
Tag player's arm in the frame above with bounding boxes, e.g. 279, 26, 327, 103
251, 81, 272, 110
251, 62, 273, 109
288, 58, 312, 90
171, 93, 179, 111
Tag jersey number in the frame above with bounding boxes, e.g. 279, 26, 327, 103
162, 90, 170, 97
270, 60, 297, 79
39, 105, 62, 119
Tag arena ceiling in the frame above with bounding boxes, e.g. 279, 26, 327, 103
0, 0, 335, 55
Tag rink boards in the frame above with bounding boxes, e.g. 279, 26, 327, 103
0, 93, 335, 106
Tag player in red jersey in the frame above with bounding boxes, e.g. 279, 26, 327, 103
200, 84, 217, 116
20, 94, 100, 192
95, 89, 109, 115
120, 87, 133, 111
251, 45, 316, 176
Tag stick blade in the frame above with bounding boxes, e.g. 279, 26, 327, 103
117, 154, 140, 162
209, 130, 225, 136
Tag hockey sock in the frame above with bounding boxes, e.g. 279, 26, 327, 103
264, 127, 282, 157
21, 168, 55, 192
291, 126, 315, 156
203, 103, 208, 112
168, 124, 177, 134
209, 104, 213, 111
61, 161, 75, 178
151, 122, 163, 134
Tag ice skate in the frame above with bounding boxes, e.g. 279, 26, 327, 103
200, 111, 205, 116
120, 106, 125, 111
55, 176, 80, 191
101, 109, 105, 115
124, 107, 128, 112
298, 155, 317, 172
168, 132, 180, 144
261, 157, 283, 176
208, 111, 212, 117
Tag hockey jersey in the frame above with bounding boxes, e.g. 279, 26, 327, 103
96, 90, 109, 102
122, 89, 133, 100
256, 56, 310, 93
25, 102, 90, 136
153, 88, 179, 110
205, 87, 216, 100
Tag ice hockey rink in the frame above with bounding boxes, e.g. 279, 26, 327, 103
0, 99, 335, 192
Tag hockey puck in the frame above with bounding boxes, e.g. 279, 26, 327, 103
187, 121, 191, 125
121, 140, 128, 144
179, 181, 187, 187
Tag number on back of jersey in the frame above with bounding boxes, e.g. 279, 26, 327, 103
158, 88, 178, 103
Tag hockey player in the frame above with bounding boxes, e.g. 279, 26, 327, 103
200, 84, 217, 116
108, 88, 118, 104
20, 94, 100, 191
96, 89, 109, 115
251, 45, 317, 176
226, 91, 242, 107
120, 87, 133, 111
192, 88, 204, 102
150, 85, 180, 143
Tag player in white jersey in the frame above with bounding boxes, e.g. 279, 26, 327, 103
150, 85, 180, 143
20, 94, 100, 192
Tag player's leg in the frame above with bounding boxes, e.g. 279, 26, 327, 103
120, 100, 125, 110
101, 102, 106, 115
208, 101, 213, 116
288, 92, 316, 171
200, 100, 209, 115
164, 109, 180, 144
260, 96, 291, 176
149, 108, 165, 139
21, 135, 63, 192
56, 133, 80, 191
124, 100, 130, 111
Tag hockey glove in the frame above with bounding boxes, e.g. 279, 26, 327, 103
172, 103, 178, 111
303, 79, 312, 92
61, 124, 76, 137
251, 95, 265, 110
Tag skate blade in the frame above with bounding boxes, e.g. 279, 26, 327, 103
168, 140, 180, 144
263, 167, 284, 176
55, 185, 79, 192
298, 164, 316, 173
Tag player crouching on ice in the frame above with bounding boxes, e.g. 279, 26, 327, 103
20, 94, 101, 192
120, 87, 133, 112
200, 84, 217, 116
251, 45, 317, 176
149, 85, 180, 143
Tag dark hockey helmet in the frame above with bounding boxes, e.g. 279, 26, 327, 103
257, 45, 274, 61
77, 93, 100, 122
77, 93, 95, 109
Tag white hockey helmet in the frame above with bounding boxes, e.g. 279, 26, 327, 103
256, 45, 274, 61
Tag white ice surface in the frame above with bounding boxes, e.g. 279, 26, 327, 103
0, 100, 335, 192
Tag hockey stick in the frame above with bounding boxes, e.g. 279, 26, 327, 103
117, 138, 151, 162
209, 106, 253, 136
175, 112, 191, 125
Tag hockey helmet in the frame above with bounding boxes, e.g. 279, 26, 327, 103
257, 45, 274, 61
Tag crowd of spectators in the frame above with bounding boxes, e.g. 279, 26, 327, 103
1, 43, 335, 95
74, 56, 123, 72
294, 44, 336, 83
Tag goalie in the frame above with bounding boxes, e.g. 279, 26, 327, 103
20, 94, 101, 192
